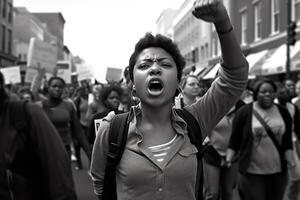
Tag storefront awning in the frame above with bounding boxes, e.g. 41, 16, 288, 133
261, 41, 300, 75
248, 48, 278, 76
247, 50, 268, 75
193, 66, 206, 76
202, 63, 220, 80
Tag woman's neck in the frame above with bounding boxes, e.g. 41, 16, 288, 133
139, 102, 173, 125
255, 101, 274, 110
183, 94, 196, 106
48, 97, 62, 105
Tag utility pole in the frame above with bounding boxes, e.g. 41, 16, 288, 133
286, 0, 291, 79
286, 0, 297, 79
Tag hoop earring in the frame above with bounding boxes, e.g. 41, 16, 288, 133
131, 85, 136, 96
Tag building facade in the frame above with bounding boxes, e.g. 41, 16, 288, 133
33, 12, 65, 60
233, 0, 300, 80
0, 0, 16, 67
156, 8, 178, 39
13, 7, 57, 63
172, 0, 209, 75
158, 0, 300, 81
171, 0, 235, 77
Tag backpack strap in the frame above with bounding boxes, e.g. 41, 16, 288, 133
175, 108, 202, 155
175, 108, 203, 200
103, 112, 130, 200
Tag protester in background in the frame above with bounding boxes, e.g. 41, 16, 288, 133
118, 84, 139, 112
284, 79, 296, 101
88, 84, 123, 144
86, 83, 106, 122
198, 79, 210, 97
0, 71, 77, 200
227, 79, 295, 200
202, 99, 244, 200
277, 87, 300, 200
18, 87, 34, 102
73, 85, 90, 170
4, 84, 19, 101
90, 1, 249, 199
174, 75, 200, 108
292, 80, 300, 110
38, 76, 92, 161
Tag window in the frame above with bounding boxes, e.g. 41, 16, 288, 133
241, 10, 248, 44
201, 46, 204, 60
205, 43, 209, 59
194, 47, 199, 63
7, 29, 11, 54
254, 1, 262, 40
2, 25, 5, 52
271, 0, 280, 33
212, 38, 217, 57
293, 0, 300, 22
2, 0, 6, 18
7, 3, 12, 23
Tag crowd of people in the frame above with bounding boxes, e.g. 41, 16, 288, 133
0, 0, 300, 200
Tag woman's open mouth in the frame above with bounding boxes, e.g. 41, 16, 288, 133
147, 79, 164, 96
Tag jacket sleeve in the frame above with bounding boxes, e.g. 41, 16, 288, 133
228, 105, 249, 153
27, 103, 77, 200
280, 107, 293, 152
68, 102, 92, 160
88, 114, 97, 144
186, 61, 249, 138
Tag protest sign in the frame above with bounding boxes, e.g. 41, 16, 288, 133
25, 67, 38, 83
0, 66, 21, 84
27, 37, 57, 73
105, 67, 122, 82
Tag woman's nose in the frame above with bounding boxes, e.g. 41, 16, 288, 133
149, 63, 162, 75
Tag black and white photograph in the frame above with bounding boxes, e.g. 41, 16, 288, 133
0, 0, 300, 200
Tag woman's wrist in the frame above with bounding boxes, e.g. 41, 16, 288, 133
214, 18, 233, 34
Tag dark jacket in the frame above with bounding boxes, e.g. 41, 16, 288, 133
228, 103, 293, 174
0, 100, 77, 200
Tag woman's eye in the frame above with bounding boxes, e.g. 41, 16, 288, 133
138, 63, 150, 69
161, 63, 172, 67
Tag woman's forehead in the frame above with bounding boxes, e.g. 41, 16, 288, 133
187, 76, 198, 83
137, 47, 174, 62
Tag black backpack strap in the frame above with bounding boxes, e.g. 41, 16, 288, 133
175, 108, 203, 200
175, 108, 202, 154
103, 112, 130, 200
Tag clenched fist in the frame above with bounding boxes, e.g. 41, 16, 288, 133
192, 0, 229, 24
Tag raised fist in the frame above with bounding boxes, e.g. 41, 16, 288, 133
192, 0, 229, 24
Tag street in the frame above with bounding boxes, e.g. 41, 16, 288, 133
72, 152, 97, 200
